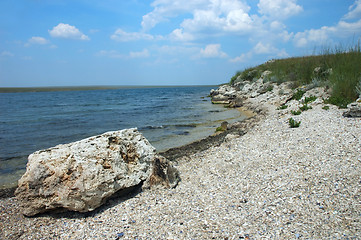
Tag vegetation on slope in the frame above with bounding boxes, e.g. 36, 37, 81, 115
230, 43, 361, 108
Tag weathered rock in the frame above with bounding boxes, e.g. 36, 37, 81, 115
261, 70, 272, 79
210, 85, 237, 104
211, 94, 231, 104
15, 128, 180, 216
143, 156, 180, 189
229, 95, 245, 108
343, 98, 361, 117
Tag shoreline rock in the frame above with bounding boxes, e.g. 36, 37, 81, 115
15, 128, 180, 216
343, 97, 361, 117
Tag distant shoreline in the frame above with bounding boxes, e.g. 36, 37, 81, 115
0, 85, 218, 93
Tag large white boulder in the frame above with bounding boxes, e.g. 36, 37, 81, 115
15, 128, 180, 216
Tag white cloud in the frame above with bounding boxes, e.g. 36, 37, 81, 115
1, 51, 14, 57
97, 49, 150, 59
200, 44, 227, 58
24, 36, 50, 47
179, 0, 253, 34
111, 29, 154, 42
258, 0, 303, 19
142, 0, 254, 40
253, 42, 277, 54
343, 0, 361, 20
293, 1, 361, 48
28, 36, 49, 45
293, 19, 361, 47
230, 41, 289, 63
141, 0, 208, 31
230, 53, 248, 63
129, 49, 150, 58
169, 28, 195, 41
49, 23, 90, 40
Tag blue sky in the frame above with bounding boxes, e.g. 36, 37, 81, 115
0, 0, 360, 87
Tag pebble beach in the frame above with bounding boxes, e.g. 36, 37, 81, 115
1, 87, 360, 239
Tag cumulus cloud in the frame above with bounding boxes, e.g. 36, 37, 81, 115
230, 41, 289, 63
230, 53, 248, 63
111, 29, 154, 42
28, 36, 49, 45
293, 19, 361, 47
258, 0, 303, 19
142, 0, 254, 39
200, 44, 227, 58
24, 36, 52, 47
141, 0, 208, 31
294, 27, 330, 47
169, 28, 195, 41
97, 49, 150, 59
253, 42, 278, 54
49, 23, 90, 40
343, 0, 361, 20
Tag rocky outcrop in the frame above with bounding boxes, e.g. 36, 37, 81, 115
343, 97, 361, 118
15, 128, 180, 216
210, 85, 237, 104
210, 71, 282, 107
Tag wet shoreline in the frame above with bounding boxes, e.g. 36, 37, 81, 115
0, 107, 259, 199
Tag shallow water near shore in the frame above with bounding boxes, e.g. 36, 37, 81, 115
0, 86, 245, 189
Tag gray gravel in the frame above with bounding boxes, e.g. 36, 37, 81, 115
1, 89, 360, 239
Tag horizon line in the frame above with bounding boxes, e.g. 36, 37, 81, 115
0, 84, 221, 93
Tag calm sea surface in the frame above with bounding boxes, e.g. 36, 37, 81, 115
0, 86, 245, 188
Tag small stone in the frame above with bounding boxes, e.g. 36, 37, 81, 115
116, 232, 124, 239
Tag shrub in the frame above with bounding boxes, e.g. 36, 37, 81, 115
230, 71, 242, 85
289, 118, 301, 128
324, 96, 351, 109
300, 104, 312, 111
292, 89, 306, 100
304, 96, 317, 104
322, 105, 330, 110
277, 104, 288, 110
356, 77, 361, 97
266, 85, 274, 92
291, 110, 302, 115
216, 126, 224, 132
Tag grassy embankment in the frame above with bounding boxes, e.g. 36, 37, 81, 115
230, 43, 361, 108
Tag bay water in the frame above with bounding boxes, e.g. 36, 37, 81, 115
0, 86, 245, 189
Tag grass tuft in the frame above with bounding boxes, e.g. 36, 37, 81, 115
300, 104, 313, 111
289, 118, 301, 128
291, 110, 302, 115
292, 89, 306, 100
304, 96, 317, 104
277, 104, 288, 110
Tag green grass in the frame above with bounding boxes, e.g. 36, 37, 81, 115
304, 96, 317, 104
291, 110, 302, 115
216, 126, 225, 132
230, 42, 361, 107
289, 118, 301, 128
277, 104, 288, 110
292, 89, 306, 100
300, 104, 313, 111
